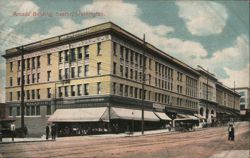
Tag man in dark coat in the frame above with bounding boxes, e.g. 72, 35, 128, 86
230, 125, 235, 141
51, 124, 56, 140
46, 124, 50, 140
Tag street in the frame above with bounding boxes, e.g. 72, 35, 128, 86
0, 122, 249, 158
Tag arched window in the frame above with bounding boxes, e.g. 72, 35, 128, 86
200, 107, 204, 116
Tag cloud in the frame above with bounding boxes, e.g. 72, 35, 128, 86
0, 0, 39, 25
80, 0, 207, 60
220, 64, 249, 88
176, 1, 228, 36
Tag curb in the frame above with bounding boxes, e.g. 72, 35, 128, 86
0, 139, 55, 144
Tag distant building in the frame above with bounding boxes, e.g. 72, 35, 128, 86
235, 87, 250, 120
2, 22, 241, 136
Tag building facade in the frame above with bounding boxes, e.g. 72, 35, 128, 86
2, 22, 240, 136
235, 87, 250, 120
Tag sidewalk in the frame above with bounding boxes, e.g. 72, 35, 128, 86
0, 135, 53, 144
0, 126, 215, 144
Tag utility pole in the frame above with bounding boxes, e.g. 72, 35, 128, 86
233, 81, 235, 110
141, 34, 146, 135
206, 71, 209, 122
20, 45, 25, 131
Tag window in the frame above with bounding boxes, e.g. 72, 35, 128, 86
135, 71, 138, 80
17, 91, 21, 100
31, 106, 35, 115
47, 54, 51, 65
10, 62, 13, 72
125, 48, 129, 61
58, 87, 63, 97
84, 84, 89, 95
47, 88, 51, 98
59, 69, 63, 80
32, 57, 35, 69
77, 47, 82, 60
84, 45, 89, 59
71, 85, 75, 96
130, 69, 133, 79
18, 60, 21, 71
9, 107, 12, 116
84, 65, 89, 77
17, 107, 20, 116
59, 51, 63, 63
36, 106, 40, 115
77, 84, 82, 96
97, 62, 101, 75
26, 106, 30, 116
120, 65, 123, 77
70, 49, 76, 62
65, 68, 69, 79
130, 51, 133, 62
120, 84, 123, 96
120, 46, 124, 59
64, 86, 69, 97
27, 58, 30, 69
9, 92, 12, 101
125, 67, 128, 78
130, 87, 133, 97
47, 71, 51, 81
135, 53, 138, 63
27, 75, 30, 84
113, 42, 117, 56
31, 90, 35, 99
77, 66, 82, 77
149, 59, 152, 69
37, 89, 40, 99
37, 73, 40, 83
113, 83, 116, 94
97, 42, 101, 55
10, 77, 13, 87
46, 105, 51, 115
113, 62, 117, 75
65, 50, 69, 62
97, 82, 101, 94
32, 74, 35, 83
139, 89, 142, 99
37, 56, 40, 68
125, 85, 128, 96
134, 88, 138, 98
71, 67, 75, 78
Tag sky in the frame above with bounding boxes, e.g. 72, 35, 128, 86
0, 0, 249, 102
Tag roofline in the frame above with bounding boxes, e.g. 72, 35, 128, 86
234, 87, 250, 90
3, 21, 200, 76
216, 82, 241, 96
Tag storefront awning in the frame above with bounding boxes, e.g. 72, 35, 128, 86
174, 114, 199, 121
154, 112, 172, 121
110, 107, 160, 122
48, 107, 109, 122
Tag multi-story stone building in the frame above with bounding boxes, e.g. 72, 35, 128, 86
216, 82, 241, 123
2, 22, 240, 136
196, 66, 218, 123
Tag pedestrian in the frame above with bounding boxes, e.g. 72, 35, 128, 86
46, 124, 50, 140
51, 124, 56, 140
230, 124, 235, 141
10, 123, 15, 142
228, 123, 234, 141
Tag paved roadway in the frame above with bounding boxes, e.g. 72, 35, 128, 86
0, 122, 249, 158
